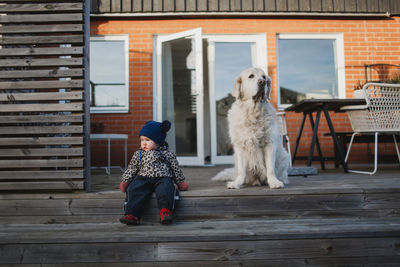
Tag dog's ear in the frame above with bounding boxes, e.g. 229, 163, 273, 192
265, 77, 272, 101
232, 76, 242, 99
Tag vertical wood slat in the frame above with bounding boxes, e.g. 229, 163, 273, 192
253, 0, 264, 11
287, 0, 299, 11
186, 0, 198, 11
344, 0, 358, 12
175, 0, 185, 11
197, 0, 207, 11
153, 0, 163, 11
276, 0, 288, 11
83, 0, 91, 192
0, 0, 87, 192
333, 0, 346, 12
310, 0, 322, 11
322, 0, 334, 12
391, 0, 400, 15
357, 0, 368, 12
264, 0, 276, 11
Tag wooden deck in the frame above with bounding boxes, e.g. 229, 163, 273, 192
1, 164, 400, 265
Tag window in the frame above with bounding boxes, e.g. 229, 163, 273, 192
277, 33, 345, 108
90, 35, 129, 113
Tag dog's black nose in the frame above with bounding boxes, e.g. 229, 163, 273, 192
258, 79, 266, 87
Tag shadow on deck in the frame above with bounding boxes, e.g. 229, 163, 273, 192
1, 164, 400, 265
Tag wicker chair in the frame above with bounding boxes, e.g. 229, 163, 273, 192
276, 112, 292, 167
341, 82, 400, 175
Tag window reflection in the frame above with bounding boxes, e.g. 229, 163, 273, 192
278, 39, 338, 105
215, 43, 253, 156
90, 37, 128, 112
162, 38, 198, 156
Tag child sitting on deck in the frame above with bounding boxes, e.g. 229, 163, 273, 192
119, 120, 189, 225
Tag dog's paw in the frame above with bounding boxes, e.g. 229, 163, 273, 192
268, 179, 284, 189
227, 181, 241, 189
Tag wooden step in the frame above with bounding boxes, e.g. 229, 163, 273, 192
2, 170, 400, 224
1, 184, 400, 224
1, 218, 400, 265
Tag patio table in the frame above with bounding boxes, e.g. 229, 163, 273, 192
285, 98, 366, 172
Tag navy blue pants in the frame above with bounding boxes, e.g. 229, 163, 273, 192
124, 176, 176, 218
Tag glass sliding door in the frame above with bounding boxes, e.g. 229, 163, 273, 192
155, 31, 267, 166
155, 28, 204, 165
207, 35, 267, 164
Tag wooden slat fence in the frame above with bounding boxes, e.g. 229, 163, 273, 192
0, 0, 89, 191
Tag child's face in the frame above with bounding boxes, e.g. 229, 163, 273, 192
140, 136, 157, 151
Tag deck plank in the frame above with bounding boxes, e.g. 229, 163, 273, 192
1, 218, 400, 243
1, 238, 399, 264
0, 219, 399, 264
0, 191, 398, 216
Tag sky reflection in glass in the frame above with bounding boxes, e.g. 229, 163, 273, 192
90, 40, 126, 107
215, 42, 252, 101
278, 39, 338, 104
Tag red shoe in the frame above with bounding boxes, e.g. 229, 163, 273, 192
119, 214, 140, 225
160, 208, 173, 225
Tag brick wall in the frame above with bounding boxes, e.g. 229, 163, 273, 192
90, 16, 400, 167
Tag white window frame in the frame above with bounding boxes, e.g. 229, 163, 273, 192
90, 35, 129, 114
277, 33, 345, 110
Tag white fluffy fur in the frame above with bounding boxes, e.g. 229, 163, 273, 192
211, 68, 290, 189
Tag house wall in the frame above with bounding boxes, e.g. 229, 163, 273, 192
90, 16, 400, 167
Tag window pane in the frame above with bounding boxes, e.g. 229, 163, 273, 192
91, 85, 126, 107
162, 38, 198, 156
90, 39, 127, 109
215, 42, 252, 156
278, 39, 338, 105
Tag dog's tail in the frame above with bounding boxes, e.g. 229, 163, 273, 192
210, 167, 236, 181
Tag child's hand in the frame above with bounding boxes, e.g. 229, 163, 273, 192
120, 181, 128, 192
178, 181, 189, 191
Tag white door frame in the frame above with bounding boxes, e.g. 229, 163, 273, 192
207, 34, 268, 164
154, 28, 205, 166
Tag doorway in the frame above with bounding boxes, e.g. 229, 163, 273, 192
154, 29, 267, 165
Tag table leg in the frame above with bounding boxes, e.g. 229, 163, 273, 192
307, 110, 325, 169
308, 112, 325, 170
323, 107, 348, 172
292, 113, 307, 164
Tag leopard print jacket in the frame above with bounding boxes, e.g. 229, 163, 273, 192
121, 144, 185, 185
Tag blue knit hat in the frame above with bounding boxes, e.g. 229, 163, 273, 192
139, 120, 171, 145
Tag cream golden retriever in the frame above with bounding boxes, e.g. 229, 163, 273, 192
212, 67, 290, 189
